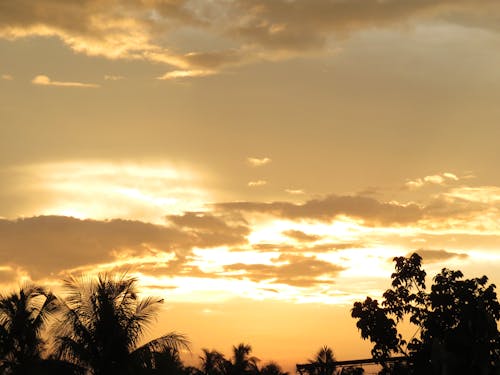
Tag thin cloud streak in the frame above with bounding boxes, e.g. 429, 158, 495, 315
157, 69, 216, 80
248, 180, 267, 187
31, 74, 99, 88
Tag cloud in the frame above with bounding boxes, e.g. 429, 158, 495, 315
224, 255, 345, 287
0, 266, 19, 283
0, 214, 251, 281
165, 211, 250, 247
157, 69, 216, 80
104, 74, 124, 80
444, 186, 500, 204
226, 0, 500, 52
1, 161, 210, 223
31, 75, 99, 88
412, 249, 468, 263
247, 157, 272, 167
2, 0, 495, 77
250, 242, 362, 253
1, 74, 13, 80
216, 195, 423, 225
285, 189, 304, 195
248, 180, 267, 187
0, 216, 195, 279
405, 172, 460, 189
282, 230, 321, 243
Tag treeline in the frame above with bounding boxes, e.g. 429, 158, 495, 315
1, 253, 500, 375
0, 274, 360, 375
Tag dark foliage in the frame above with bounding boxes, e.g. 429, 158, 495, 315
352, 253, 500, 375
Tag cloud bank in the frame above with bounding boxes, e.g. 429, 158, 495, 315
1, 0, 499, 76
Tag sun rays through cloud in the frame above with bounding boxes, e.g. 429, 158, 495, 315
2, 1, 500, 367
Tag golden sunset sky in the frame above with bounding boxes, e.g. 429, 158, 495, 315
1, 0, 500, 371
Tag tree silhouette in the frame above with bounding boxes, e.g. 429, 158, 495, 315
228, 343, 259, 375
52, 273, 189, 375
338, 366, 364, 375
307, 346, 337, 375
352, 253, 500, 375
200, 349, 230, 375
0, 284, 58, 374
260, 361, 289, 375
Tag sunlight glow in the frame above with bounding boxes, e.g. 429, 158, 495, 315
14, 161, 212, 223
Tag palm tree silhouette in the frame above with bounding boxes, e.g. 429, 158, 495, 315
229, 343, 259, 375
308, 346, 336, 375
52, 273, 189, 375
260, 362, 289, 375
0, 284, 58, 374
200, 348, 229, 375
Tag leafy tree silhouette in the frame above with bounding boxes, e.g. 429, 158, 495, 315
52, 273, 189, 375
352, 253, 500, 375
0, 284, 59, 374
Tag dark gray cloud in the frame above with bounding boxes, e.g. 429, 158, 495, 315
1, 0, 499, 72
412, 249, 468, 263
224, 255, 345, 287
227, 0, 500, 52
0, 215, 193, 279
216, 195, 423, 225
165, 211, 249, 247
282, 230, 321, 243
0, 214, 249, 280
251, 242, 361, 253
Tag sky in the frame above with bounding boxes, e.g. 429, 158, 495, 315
1, 0, 500, 371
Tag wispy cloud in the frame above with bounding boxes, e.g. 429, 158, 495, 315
285, 189, 304, 195
157, 69, 216, 80
104, 74, 124, 81
31, 75, 99, 88
405, 172, 459, 189
1, 74, 13, 80
248, 180, 267, 187
444, 186, 500, 204
247, 157, 272, 167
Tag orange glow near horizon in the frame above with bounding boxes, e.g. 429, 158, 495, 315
2, 2, 500, 367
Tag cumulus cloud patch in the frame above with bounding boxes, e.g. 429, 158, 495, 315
405, 172, 460, 189
247, 157, 272, 167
